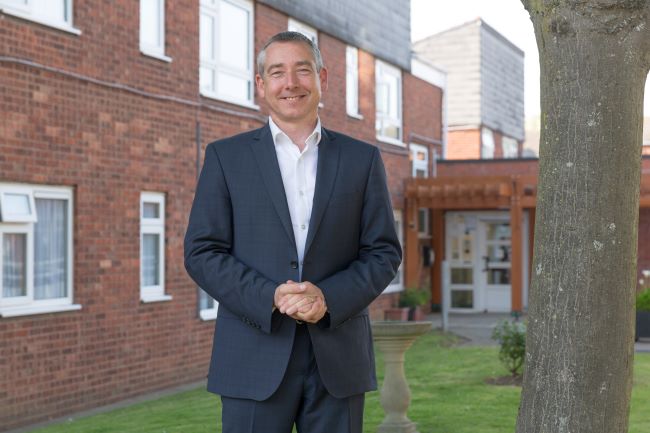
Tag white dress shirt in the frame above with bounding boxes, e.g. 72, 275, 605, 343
269, 117, 321, 279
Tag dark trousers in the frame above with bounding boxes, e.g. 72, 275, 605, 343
221, 324, 365, 433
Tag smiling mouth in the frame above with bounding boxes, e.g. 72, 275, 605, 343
282, 95, 306, 101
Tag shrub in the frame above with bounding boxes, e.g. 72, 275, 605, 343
398, 287, 430, 308
637, 289, 650, 312
491, 320, 526, 377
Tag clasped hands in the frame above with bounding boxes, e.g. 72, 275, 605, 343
274, 280, 327, 324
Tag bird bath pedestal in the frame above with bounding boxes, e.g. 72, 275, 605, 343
371, 321, 432, 433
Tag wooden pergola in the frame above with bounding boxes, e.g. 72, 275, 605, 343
404, 174, 650, 312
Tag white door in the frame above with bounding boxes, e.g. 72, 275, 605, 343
446, 213, 481, 311
478, 218, 512, 312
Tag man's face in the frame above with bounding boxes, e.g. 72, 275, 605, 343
256, 41, 328, 127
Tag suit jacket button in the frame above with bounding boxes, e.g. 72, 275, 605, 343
290, 261, 298, 269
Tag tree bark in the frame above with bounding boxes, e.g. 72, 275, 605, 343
517, 1, 650, 432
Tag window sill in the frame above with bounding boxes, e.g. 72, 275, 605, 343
199, 308, 219, 321
347, 112, 364, 120
0, 8, 82, 35
376, 136, 406, 147
200, 91, 260, 111
140, 294, 173, 304
140, 49, 172, 63
0, 303, 82, 318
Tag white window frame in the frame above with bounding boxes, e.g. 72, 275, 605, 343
198, 290, 219, 321
140, 192, 170, 303
384, 210, 404, 294
410, 143, 430, 238
288, 17, 318, 45
140, 0, 171, 62
0, 184, 78, 318
375, 59, 404, 146
0, 185, 37, 223
481, 127, 495, 159
502, 136, 518, 158
0, 0, 80, 35
199, 0, 256, 109
346, 46, 362, 119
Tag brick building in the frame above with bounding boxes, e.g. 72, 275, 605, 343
0, 0, 444, 430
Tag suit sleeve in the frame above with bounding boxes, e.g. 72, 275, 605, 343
184, 143, 277, 334
317, 147, 402, 329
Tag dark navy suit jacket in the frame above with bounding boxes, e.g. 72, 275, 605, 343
184, 124, 401, 400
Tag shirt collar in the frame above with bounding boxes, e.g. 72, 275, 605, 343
268, 117, 322, 150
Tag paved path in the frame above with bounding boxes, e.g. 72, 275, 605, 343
427, 312, 650, 352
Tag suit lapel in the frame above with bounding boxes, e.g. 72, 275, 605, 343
305, 128, 340, 256
250, 125, 297, 249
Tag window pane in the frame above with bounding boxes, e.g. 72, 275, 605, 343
219, 1, 249, 70
34, 198, 68, 300
200, 13, 215, 61
141, 0, 162, 48
4, 193, 31, 217
216, 71, 250, 101
451, 290, 473, 308
487, 223, 511, 241
487, 245, 511, 263
487, 268, 511, 285
451, 268, 473, 285
35, 0, 67, 23
199, 290, 214, 310
3, 233, 27, 298
143, 202, 160, 218
200, 67, 214, 92
142, 233, 160, 286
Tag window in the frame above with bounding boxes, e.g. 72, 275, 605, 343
346, 46, 361, 118
481, 127, 495, 159
288, 18, 317, 45
502, 136, 518, 158
0, 0, 79, 34
410, 144, 430, 237
385, 210, 404, 294
375, 60, 403, 144
200, 0, 254, 107
140, 192, 170, 302
198, 290, 218, 320
140, 0, 170, 61
0, 184, 78, 318
410, 144, 429, 178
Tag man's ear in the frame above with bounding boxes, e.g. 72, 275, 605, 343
319, 67, 328, 92
255, 73, 265, 98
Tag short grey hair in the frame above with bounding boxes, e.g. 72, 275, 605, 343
256, 31, 324, 76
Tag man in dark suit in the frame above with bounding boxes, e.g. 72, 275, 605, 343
184, 31, 401, 433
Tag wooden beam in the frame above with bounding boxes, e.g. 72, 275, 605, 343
431, 209, 444, 309
510, 188, 523, 313
405, 198, 420, 290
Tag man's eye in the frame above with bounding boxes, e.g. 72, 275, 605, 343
298, 69, 311, 74
271, 71, 283, 78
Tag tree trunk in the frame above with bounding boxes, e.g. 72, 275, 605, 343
517, 1, 650, 432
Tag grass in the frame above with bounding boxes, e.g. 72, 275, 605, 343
28, 331, 650, 433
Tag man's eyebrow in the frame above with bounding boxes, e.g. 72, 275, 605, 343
267, 60, 314, 72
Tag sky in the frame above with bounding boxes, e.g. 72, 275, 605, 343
410, 0, 650, 118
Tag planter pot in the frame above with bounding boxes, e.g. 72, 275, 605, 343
384, 307, 409, 321
408, 306, 426, 322
636, 311, 650, 341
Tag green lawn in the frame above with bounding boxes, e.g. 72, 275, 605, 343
29, 331, 650, 433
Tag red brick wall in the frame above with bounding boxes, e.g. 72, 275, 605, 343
447, 129, 481, 159
0, 3, 442, 430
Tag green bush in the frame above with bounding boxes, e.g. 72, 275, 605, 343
491, 320, 526, 377
398, 287, 430, 308
637, 289, 650, 312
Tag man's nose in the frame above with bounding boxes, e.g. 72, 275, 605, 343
284, 70, 299, 88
